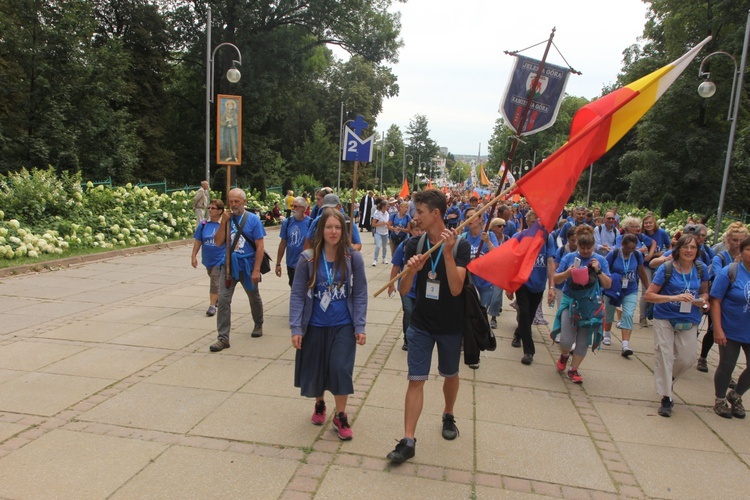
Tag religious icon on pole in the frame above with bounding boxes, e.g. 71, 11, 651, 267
217, 94, 242, 165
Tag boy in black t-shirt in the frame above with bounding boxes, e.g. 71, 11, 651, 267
387, 190, 471, 464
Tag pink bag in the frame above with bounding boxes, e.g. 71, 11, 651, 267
571, 266, 590, 286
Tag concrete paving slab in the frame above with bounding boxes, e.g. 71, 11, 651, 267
0, 296, 43, 313
695, 409, 750, 454
0, 341, 88, 371
87, 305, 183, 325
150, 308, 219, 329
145, 353, 268, 392
0, 313, 51, 334
475, 385, 588, 436
6, 285, 74, 300
619, 441, 750, 499
475, 486, 549, 499
0, 422, 28, 442
16, 275, 114, 291
109, 324, 210, 350
346, 405, 475, 470
111, 445, 298, 499
316, 465, 471, 499
364, 371, 473, 418
37, 320, 140, 343
0, 372, 114, 416
41, 347, 168, 380
473, 356, 568, 393
594, 400, 726, 452
131, 293, 205, 310
476, 421, 615, 492
79, 382, 231, 433
0, 368, 26, 385
578, 369, 658, 402
190, 393, 321, 448
12, 300, 99, 320
237, 360, 299, 399
0, 429, 166, 500
64, 289, 135, 305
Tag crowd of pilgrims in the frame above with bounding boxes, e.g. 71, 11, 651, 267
360, 189, 750, 421
193, 186, 749, 443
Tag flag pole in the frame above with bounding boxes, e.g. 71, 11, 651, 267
373, 182, 517, 297
477, 27, 557, 255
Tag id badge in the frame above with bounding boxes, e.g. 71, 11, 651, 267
319, 291, 331, 311
425, 279, 440, 300
621, 278, 629, 288
679, 300, 692, 313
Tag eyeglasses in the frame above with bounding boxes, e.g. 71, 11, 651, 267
209, 206, 220, 210
605, 217, 615, 220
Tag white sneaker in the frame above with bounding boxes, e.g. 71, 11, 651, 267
372, 261, 377, 267
383, 259, 388, 264
602, 332, 611, 346
616, 321, 623, 329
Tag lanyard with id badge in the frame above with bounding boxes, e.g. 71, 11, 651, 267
670, 265, 696, 330
425, 239, 444, 300
620, 251, 631, 288
319, 258, 336, 312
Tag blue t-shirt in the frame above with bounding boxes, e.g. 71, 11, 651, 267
553, 244, 573, 290
710, 263, 750, 343
652, 262, 708, 323
525, 234, 555, 293
646, 228, 671, 253
464, 231, 499, 289
389, 213, 411, 241
308, 257, 351, 327
606, 248, 643, 296
445, 205, 461, 227
280, 216, 310, 269
306, 215, 362, 245
556, 251, 611, 295
230, 212, 266, 259
391, 239, 417, 298
193, 221, 225, 268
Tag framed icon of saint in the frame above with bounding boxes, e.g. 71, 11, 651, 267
216, 94, 242, 165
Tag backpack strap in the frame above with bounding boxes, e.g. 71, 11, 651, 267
728, 262, 739, 286
664, 260, 673, 284
416, 231, 460, 259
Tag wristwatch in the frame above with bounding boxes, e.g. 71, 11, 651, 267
595, 269, 602, 275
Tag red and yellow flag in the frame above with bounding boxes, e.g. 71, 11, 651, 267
515, 36, 711, 232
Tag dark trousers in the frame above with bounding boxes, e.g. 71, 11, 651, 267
513, 285, 544, 356
287, 265, 296, 288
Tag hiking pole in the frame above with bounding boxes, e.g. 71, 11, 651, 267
373, 182, 518, 297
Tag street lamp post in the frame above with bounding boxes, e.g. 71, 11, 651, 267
403, 153, 413, 184
698, 10, 749, 244
378, 133, 394, 193
205, 6, 242, 185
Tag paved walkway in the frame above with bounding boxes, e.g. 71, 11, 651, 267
0, 227, 748, 499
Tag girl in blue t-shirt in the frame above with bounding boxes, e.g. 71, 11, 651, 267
709, 235, 750, 419
602, 234, 649, 356
290, 210, 367, 440
552, 226, 612, 385
645, 234, 710, 418
191, 199, 226, 316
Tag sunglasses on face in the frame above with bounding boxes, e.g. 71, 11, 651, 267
605, 217, 615, 220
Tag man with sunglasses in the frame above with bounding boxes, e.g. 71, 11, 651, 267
276, 197, 311, 287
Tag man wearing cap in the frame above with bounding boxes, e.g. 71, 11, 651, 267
210, 188, 266, 352
305, 193, 362, 251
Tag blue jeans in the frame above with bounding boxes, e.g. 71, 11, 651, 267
373, 233, 388, 261
488, 285, 504, 316
401, 294, 415, 335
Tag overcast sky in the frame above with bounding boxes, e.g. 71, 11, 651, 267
374, 0, 650, 155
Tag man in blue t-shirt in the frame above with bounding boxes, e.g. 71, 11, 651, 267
210, 188, 267, 352
276, 196, 310, 287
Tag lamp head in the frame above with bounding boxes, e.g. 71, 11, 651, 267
388, 151, 394, 157
697, 80, 716, 98
226, 66, 241, 83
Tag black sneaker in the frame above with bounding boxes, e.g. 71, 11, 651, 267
441, 414, 459, 440
209, 339, 230, 352
521, 353, 533, 365
468, 363, 479, 370
251, 324, 263, 338
729, 379, 738, 390
658, 396, 673, 417
511, 336, 522, 348
490, 317, 497, 329
387, 438, 416, 463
